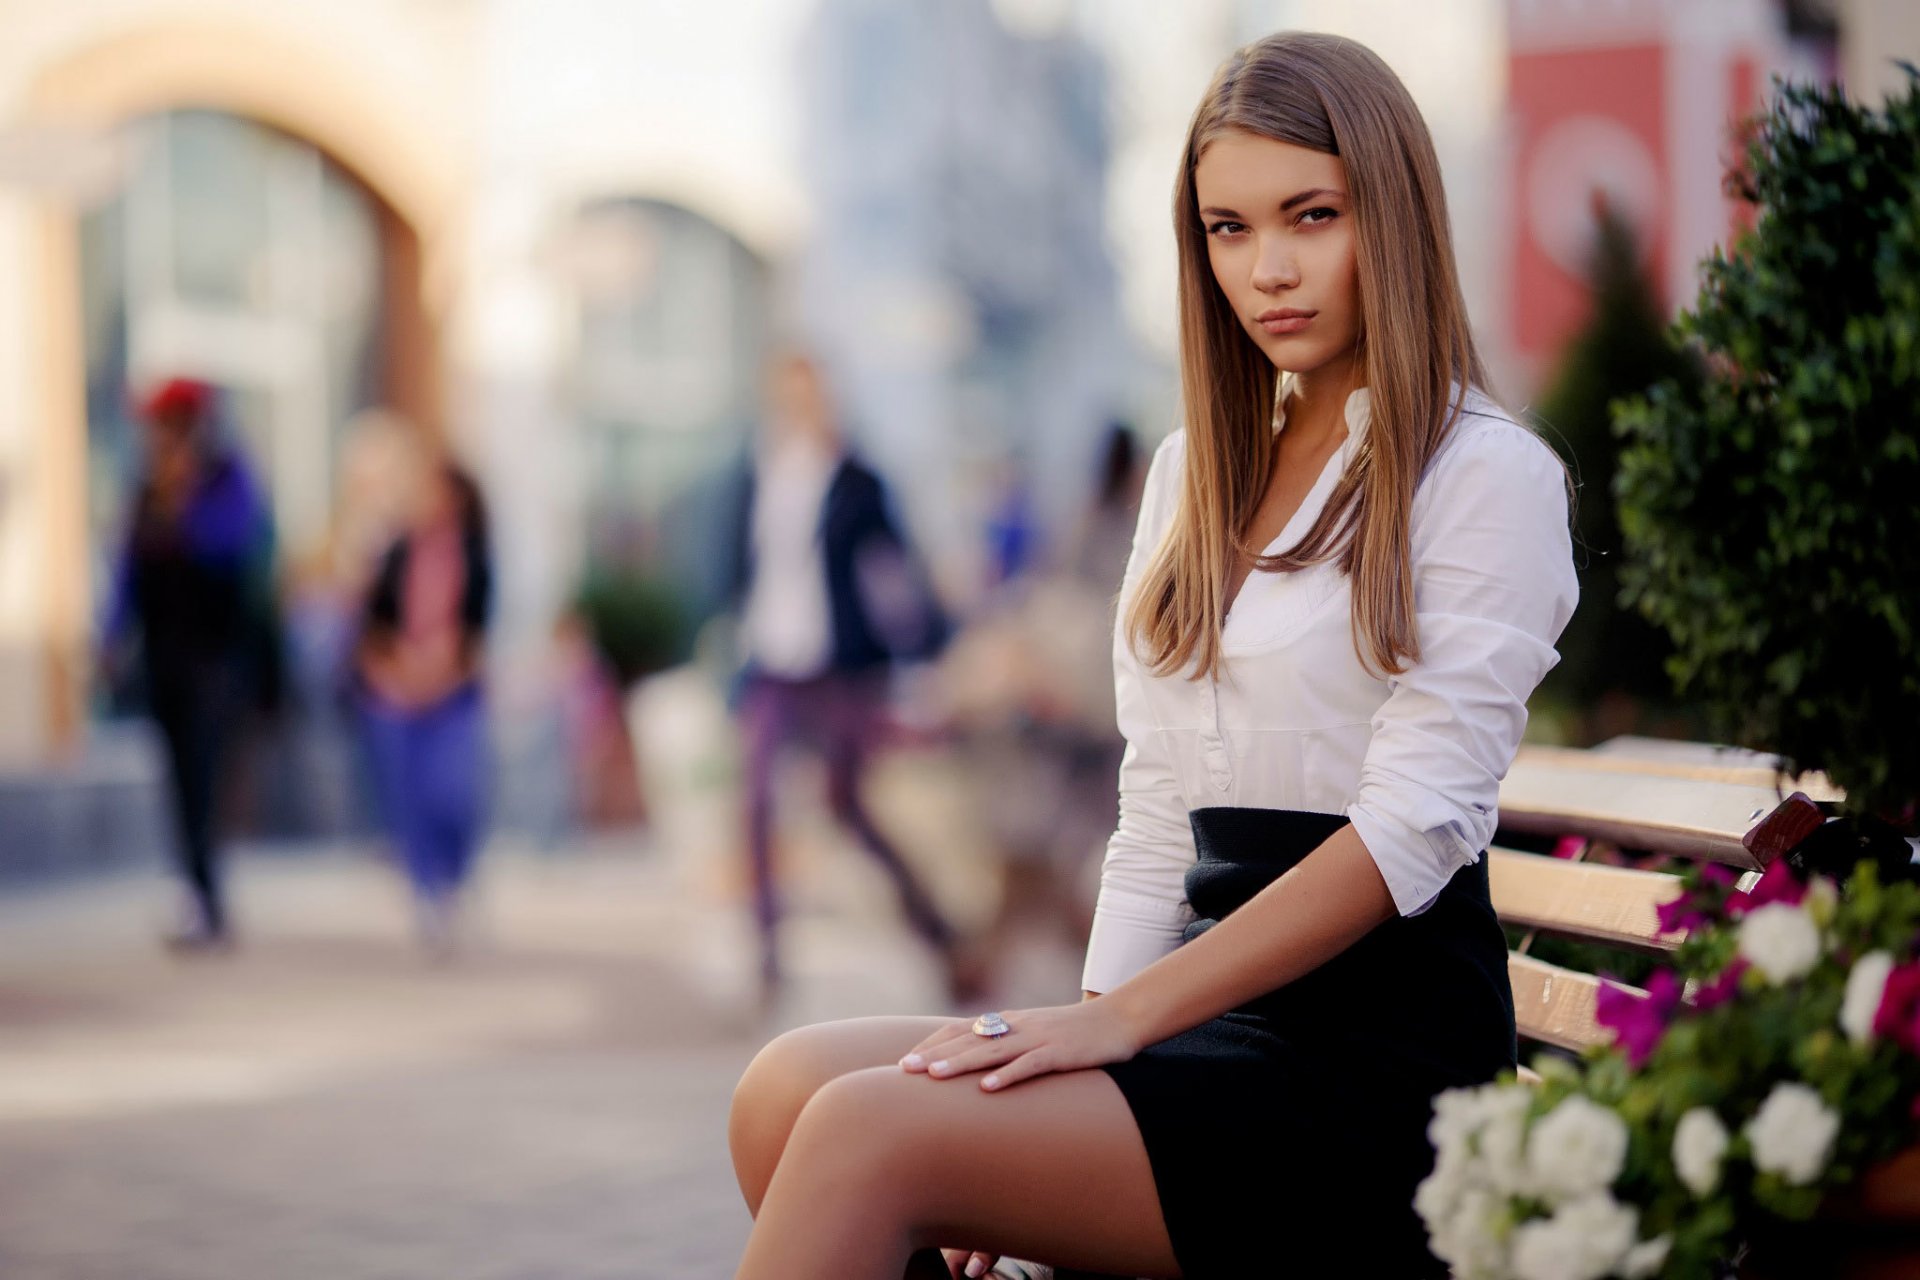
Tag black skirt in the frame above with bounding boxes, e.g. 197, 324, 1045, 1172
1097, 808, 1516, 1279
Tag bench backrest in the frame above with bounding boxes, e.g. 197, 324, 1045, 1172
1491, 739, 1838, 1053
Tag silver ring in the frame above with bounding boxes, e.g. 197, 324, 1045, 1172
972, 1011, 1012, 1038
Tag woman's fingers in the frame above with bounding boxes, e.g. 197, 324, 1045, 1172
902, 1020, 973, 1065
977, 1047, 1053, 1091
964, 1252, 999, 1277
902, 1034, 1022, 1079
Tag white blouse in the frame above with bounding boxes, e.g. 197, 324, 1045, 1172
1081, 378, 1580, 995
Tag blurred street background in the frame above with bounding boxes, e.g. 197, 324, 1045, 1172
0, 0, 1914, 1276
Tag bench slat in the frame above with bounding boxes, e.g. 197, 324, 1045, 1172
1587, 736, 1845, 803
1500, 748, 1779, 868
1509, 954, 1635, 1052
1488, 848, 1686, 952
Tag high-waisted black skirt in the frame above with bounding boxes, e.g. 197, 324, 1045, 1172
1097, 808, 1517, 1279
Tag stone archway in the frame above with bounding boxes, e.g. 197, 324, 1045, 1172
17, 19, 462, 752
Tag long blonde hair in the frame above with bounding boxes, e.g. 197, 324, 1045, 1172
1126, 31, 1488, 682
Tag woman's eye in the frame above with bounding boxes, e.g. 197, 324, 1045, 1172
1206, 220, 1246, 237
1299, 207, 1339, 226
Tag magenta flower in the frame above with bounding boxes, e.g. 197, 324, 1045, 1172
1874, 962, 1920, 1054
1726, 860, 1805, 919
1694, 959, 1750, 1010
1598, 969, 1683, 1067
1550, 835, 1587, 860
1700, 864, 1741, 889
1657, 892, 1710, 935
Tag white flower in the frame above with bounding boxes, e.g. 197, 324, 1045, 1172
1426, 1186, 1511, 1277
1738, 902, 1823, 983
1672, 1107, 1731, 1197
1746, 1082, 1842, 1185
1525, 1096, 1629, 1203
1430, 1081, 1529, 1155
1481, 1093, 1534, 1196
1620, 1234, 1673, 1278
1509, 1193, 1639, 1280
1428, 1081, 1532, 1196
1841, 950, 1896, 1045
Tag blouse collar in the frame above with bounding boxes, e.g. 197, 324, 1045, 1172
1273, 370, 1371, 456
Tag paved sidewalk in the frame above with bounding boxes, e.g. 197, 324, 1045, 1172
0, 836, 1084, 1279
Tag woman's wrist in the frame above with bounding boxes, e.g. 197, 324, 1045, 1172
1099, 981, 1161, 1055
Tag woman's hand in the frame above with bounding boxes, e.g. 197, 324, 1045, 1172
897, 997, 1140, 1093
923, 993, 1112, 1277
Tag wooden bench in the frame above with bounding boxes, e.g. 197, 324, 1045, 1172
1491, 737, 1840, 1056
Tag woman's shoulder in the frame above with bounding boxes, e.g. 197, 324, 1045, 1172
1133, 428, 1190, 533
1419, 386, 1567, 498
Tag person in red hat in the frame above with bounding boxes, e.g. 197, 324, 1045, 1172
102, 377, 276, 951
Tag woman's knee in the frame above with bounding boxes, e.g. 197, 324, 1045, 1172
781, 1067, 933, 1189
728, 1019, 922, 1210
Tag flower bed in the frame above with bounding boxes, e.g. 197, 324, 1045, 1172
1417, 857, 1920, 1279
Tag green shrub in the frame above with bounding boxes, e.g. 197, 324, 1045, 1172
1534, 202, 1701, 726
1613, 71, 1920, 822
573, 570, 691, 688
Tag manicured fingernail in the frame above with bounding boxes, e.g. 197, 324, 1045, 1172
930, 1060, 948, 1074
901, 1054, 923, 1068
966, 1257, 987, 1277
983, 1075, 1001, 1089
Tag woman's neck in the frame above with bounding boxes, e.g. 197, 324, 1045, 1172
1284, 352, 1362, 446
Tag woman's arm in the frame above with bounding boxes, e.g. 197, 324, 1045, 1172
1080, 432, 1200, 994
1101, 824, 1393, 1046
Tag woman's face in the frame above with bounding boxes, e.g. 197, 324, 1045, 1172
1194, 130, 1360, 375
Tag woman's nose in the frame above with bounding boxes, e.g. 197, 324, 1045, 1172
1251, 237, 1299, 293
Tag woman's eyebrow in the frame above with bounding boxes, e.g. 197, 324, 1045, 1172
1199, 188, 1344, 220
1278, 187, 1341, 211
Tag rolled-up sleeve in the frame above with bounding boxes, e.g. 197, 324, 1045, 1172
1082, 435, 1199, 994
1344, 422, 1579, 917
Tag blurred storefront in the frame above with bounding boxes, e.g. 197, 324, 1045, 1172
0, 1, 808, 784
0, 9, 471, 773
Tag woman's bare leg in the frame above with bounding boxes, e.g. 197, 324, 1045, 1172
730, 1016, 963, 1278
730, 1015, 955, 1214
735, 1063, 1179, 1280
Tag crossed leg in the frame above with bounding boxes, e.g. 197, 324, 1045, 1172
729, 1016, 1179, 1280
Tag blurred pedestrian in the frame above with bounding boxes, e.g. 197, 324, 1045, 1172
937, 422, 1144, 962
353, 455, 494, 956
101, 377, 276, 952
280, 411, 424, 837
728, 351, 984, 1010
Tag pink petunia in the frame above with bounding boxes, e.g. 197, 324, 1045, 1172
1598, 969, 1683, 1067
1874, 963, 1920, 1054
1726, 860, 1805, 919
1694, 959, 1751, 1011
1656, 892, 1709, 935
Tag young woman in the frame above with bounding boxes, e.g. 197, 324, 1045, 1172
355, 456, 495, 955
727, 31, 1577, 1279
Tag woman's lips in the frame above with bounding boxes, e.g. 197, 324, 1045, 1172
1258, 310, 1315, 335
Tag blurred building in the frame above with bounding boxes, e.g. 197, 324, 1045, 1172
0, 0, 815, 824
1501, 0, 1837, 383
798, 0, 1126, 567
